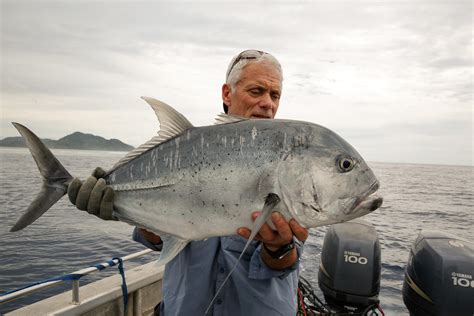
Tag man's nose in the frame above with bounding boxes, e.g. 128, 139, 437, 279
258, 93, 276, 109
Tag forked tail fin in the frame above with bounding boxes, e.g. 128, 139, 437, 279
10, 123, 73, 232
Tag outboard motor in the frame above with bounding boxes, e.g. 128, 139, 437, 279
318, 221, 381, 311
403, 230, 474, 316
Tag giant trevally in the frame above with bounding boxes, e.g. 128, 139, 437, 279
10, 96, 382, 298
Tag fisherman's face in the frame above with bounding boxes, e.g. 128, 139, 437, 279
222, 62, 282, 119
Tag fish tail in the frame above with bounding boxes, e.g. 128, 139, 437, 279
10, 123, 73, 232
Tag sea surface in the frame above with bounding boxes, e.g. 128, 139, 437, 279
0, 147, 472, 315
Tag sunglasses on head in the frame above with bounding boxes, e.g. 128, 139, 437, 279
226, 50, 267, 78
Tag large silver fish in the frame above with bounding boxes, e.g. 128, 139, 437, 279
10, 97, 382, 268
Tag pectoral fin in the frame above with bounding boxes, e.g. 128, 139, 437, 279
204, 193, 281, 315
246, 193, 280, 242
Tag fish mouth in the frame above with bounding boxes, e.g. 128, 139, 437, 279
347, 181, 383, 215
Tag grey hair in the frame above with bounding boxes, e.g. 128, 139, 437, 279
223, 51, 283, 113
225, 53, 283, 90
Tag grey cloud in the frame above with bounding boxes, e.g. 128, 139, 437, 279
288, 73, 333, 95
341, 117, 471, 138
1, 2, 292, 97
2, 2, 288, 54
1, 0, 472, 166
428, 58, 473, 70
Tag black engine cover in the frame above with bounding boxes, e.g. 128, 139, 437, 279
318, 221, 381, 308
403, 230, 474, 316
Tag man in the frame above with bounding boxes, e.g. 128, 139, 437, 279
69, 50, 308, 315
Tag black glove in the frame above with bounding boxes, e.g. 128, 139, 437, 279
67, 167, 116, 220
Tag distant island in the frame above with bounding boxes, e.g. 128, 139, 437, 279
0, 132, 134, 152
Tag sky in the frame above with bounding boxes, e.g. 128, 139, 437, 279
1, 0, 472, 166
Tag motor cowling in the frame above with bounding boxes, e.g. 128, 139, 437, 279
402, 230, 474, 316
318, 221, 381, 309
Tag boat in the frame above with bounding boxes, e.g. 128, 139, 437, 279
2, 223, 473, 315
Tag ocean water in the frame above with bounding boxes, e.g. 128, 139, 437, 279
0, 147, 472, 315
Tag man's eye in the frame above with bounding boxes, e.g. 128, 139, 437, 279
271, 93, 280, 100
249, 89, 261, 95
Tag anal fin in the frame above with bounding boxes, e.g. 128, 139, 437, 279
155, 234, 189, 267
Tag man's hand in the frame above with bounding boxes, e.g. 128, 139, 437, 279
139, 228, 162, 244
237, 211, 308, 269
67, 167, 116, 220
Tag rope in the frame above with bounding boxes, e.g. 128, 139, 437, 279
297, 288, 307, 316
376, 304, 385, 316
297, 276, 385, 316
112, 257, 128, 313
94, 257, 128, 312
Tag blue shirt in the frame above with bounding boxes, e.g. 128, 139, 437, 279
133, 228, 302, 316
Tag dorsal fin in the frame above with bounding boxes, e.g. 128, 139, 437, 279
142, 96, 194, 137
214, 113, 248, 125
112, 97, 194, 169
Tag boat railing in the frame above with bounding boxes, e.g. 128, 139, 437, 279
0, 248, 153, 305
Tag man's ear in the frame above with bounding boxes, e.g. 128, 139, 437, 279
222, 83, 231, 107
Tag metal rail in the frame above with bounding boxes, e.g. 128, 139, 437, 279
0, 248, 153, 305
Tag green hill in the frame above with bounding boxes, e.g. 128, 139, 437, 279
0, 132, 134, 152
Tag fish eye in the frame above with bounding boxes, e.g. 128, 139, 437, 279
337, 156, 356, 172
